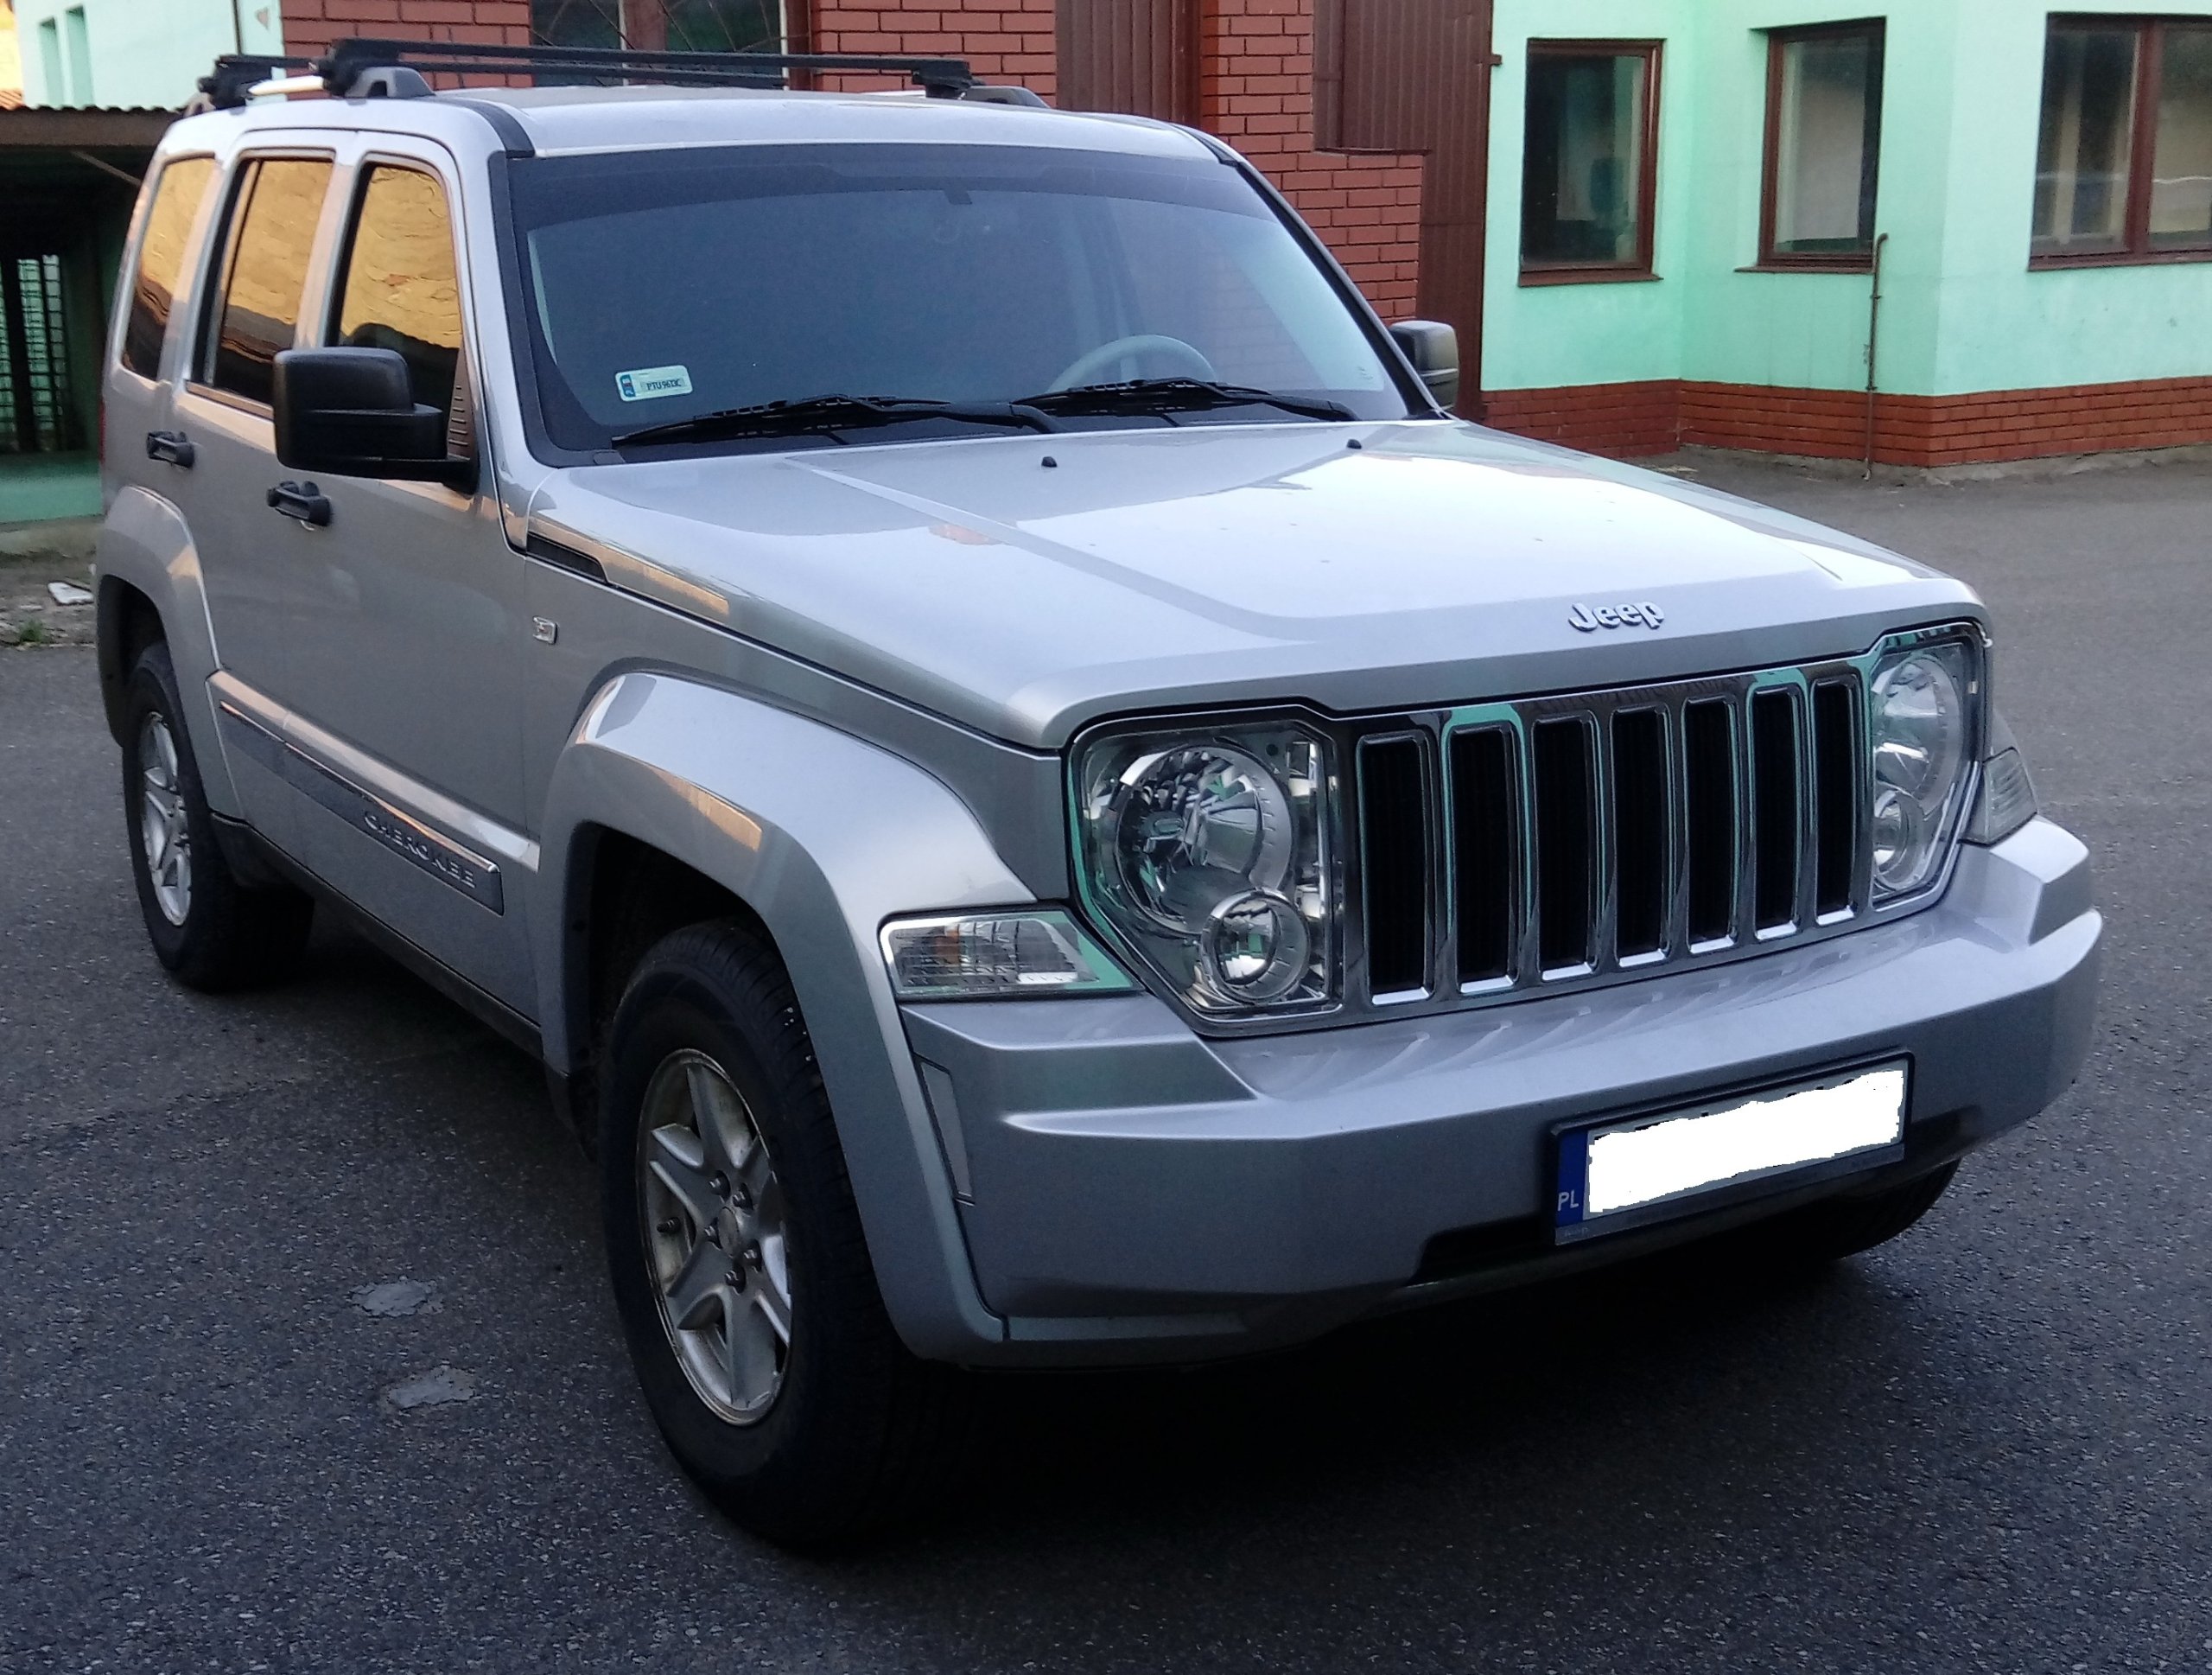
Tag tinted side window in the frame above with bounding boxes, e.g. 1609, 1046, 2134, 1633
200, 157, 333, 404
120, 156, 215, 379
330, 165, 463, 422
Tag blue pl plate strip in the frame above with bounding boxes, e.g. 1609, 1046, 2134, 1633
1554, 1126, 1592, 1232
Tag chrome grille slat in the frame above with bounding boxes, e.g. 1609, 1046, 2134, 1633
1681, 695, 1738, 949
1447, 725, 1519, 990
1750, 683, 1803, 937
1810, 677, 1863, 922
1730, 689, 1759, 951
1353, 658, 1872, 1022
1659, 697, 1694, 962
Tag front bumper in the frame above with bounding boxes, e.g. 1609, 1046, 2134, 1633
899, 819, 2100, 1366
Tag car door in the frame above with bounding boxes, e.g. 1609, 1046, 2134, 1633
164, 147, 338, 843
267, 141, 535, 1015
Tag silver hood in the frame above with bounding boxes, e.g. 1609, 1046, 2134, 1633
525, 419, 1981, 750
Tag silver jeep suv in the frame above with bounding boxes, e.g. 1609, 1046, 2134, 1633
95, 41, 2101, 1544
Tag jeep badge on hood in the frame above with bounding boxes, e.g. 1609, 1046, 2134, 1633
1569, 601, 1666, 632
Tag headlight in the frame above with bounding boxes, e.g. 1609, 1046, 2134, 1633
1868, 634, 1980, 899
1073, 721, 1336, 1013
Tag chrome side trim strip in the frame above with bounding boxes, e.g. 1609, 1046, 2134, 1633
217, 698, 506, 914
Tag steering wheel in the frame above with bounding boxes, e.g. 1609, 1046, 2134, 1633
1049, 334, 1218, 392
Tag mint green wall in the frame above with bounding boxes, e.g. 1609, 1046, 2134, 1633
15, 0, 282, 108
1929, 0, 2212, 392
1482, 0, 2212, 400
1483, 0, 1688, 392
0, 456, 101, 524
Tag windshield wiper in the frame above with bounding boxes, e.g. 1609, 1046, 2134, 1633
1018, 379, 1354, 424
612, 393, 1060, 449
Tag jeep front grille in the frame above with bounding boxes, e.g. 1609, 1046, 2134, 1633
1350, 659, 1873, 1013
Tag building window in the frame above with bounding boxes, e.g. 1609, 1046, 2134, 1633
1760, 21, 1885, 270
62, 6, 92, 105
530, 1, 782, 52
1521, 41, 1662, 282
35, 18, 62, 105
2033, 18, 2212, 264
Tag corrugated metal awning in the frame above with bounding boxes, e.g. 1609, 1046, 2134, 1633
0, 105, 176, 150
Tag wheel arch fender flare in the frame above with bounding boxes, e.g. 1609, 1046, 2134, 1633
94, 486, 237, 812
537, 670, 1028, 1355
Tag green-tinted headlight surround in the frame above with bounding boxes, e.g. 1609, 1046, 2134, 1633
1071, 718, 1340, 1016
1867, 628, 1984, 903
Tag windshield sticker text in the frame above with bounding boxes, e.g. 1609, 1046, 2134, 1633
617, 365, 694, 402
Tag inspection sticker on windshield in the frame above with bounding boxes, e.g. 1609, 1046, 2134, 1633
616, 364, 693, 402
1552, 1061, 1909, 1243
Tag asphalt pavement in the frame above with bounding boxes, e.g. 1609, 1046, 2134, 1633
2, 455, 2207, 1673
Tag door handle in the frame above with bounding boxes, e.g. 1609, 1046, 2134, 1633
145, 430, 195, 468
266, 481, 332, 527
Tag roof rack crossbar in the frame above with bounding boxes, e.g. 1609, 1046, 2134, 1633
198, 54, 314, 110
312, 37, 977, 100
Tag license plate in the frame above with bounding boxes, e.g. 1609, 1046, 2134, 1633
1553, 1061, 1909, 1243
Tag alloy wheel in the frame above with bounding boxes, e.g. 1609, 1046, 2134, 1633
137, 712, 192, 927
638, 1049, 793, 1424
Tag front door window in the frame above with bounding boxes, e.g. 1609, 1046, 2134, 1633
199, 158, 334, 404
329, 165, 466, 429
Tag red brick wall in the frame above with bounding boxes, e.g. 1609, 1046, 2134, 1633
1683, 379, 2212, 467
1484, 377, 2212, 468
283, 0, 533, 59
805, 0, 1057, 99
1677, 384, 1868, 461
1886, 379, 2212, 467
804, 0, 1427, 316
288, 1, 1424, 321
282, 1, 1053, 88
1482, 380, 1681, 458
282, 2, 1054, 92
1201, 0, 1422, 319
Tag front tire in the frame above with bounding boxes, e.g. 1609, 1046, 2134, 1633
121, 641, 313, 990
599, 920, 967, 1547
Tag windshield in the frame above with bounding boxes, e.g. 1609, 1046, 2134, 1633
505, 143, 1415, 454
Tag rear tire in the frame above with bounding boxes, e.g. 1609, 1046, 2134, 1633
599, 920, 968, 1548
121, 641, 313, 990
1764, 1161, 1960, 1264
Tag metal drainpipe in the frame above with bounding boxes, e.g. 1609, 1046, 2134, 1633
1862, 231, 1889, 481
231, 0, 245, 54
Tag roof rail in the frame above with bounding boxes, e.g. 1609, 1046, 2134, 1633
189, 37, 977, 109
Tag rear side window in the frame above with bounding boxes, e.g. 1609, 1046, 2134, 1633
199, 156, 333, 404
119, 156, 215, 379
329, 165, 464, 424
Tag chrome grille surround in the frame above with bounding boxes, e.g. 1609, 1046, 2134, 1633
1332, 625, 1986, 1028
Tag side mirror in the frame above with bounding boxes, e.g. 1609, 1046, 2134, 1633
272, 347, 472, 488
1389, 320, 1460, 412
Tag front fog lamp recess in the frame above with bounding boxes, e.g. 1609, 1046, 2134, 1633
1076, 724, 1336, 1014
1868, 636, 1979, 899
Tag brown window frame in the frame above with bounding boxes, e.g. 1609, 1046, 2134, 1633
1758, 18, 1887, 273
2031, 16, 2212, 270
1519, 39, 1664, 286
